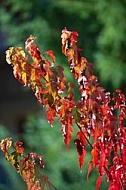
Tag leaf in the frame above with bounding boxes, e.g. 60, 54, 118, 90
25, 35, 36, 49
66, 48, 74, 62
6, 47, 14, 64
67, 82, 75, 100
72, 107, 81, 122
91, 148, 98, 167
61, 125, 73, 147
70, 31, 79, 46
45, 81, 58, 100
25, 36, 42, 68
46, 109, 56, 124
46, 50, 56, 63
108, 183, 120, 190
74, 139, 86, 170
61, 27, 69, 45
76, 130, 87, 146
98, 150, 109, 176
87, 161, 93, 180
96, 176, 102, 190
14, 141, 24, 155
56, 65, 66, 92
0, 138, 12, 154
6, 153, 18, 169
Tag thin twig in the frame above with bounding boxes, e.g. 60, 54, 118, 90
76, 122, 93, 149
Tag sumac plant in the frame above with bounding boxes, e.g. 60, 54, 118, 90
0, 28, 126, 190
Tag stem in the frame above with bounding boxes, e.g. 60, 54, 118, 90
76, 122, 93, 149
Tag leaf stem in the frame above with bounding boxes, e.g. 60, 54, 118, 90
76, 122, 93, 149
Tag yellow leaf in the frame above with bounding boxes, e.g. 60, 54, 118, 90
6, 47, 14, 64
0, 138, 12, 154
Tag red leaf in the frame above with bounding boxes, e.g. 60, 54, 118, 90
31, 46, 41, 60
61, 125, 73, 147
70, 31, 79, 46
40, 63, 46, 77
98, 150, 106, 176
74, 139, 86, 170
25, 35, 36, 49
76, 130, 87, 146
46, 109, 56, 124
108, 183, 120, 190
74, 139, 83, 155
87, 161, 93, 180
79, 149, 86, 171
96, 176, 102, 190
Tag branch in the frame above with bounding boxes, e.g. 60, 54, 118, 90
76, 122, 93, 149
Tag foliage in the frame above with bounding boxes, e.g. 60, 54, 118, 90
22, 113, 103, 190
0, 137, 57, 190
0, 28, 125, 190
94, 0, 126, 89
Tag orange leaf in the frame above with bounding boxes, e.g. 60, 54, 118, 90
14, 141, 24, 155
91, 148, 98, 167
66, 49, 74, 62
46, 50, 55, 62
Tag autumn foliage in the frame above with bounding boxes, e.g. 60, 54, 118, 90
0, 138, 55, 190
0, 28, 126, 190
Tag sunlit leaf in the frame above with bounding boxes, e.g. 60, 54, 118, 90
91, 148, 98, 168
0, 137, 12, 154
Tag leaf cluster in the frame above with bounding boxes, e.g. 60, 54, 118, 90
1, 28, 126, 190
0, 138, 56, 190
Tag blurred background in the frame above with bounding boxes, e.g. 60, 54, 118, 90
0, 0, 126, 189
